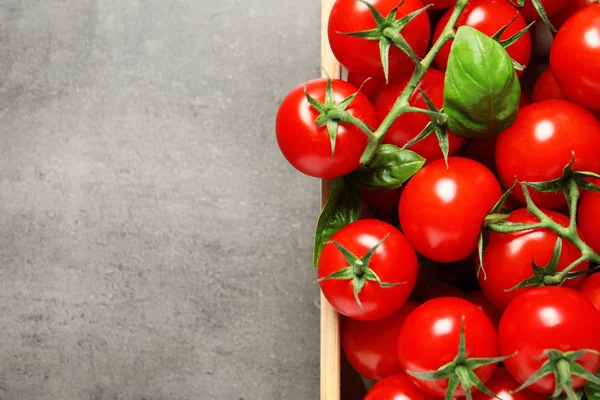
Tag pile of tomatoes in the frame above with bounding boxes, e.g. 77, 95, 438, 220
276, 0, 600, 399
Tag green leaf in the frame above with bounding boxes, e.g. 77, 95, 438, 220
443, 26, 521, 139
313, 178, 361, 269
585, 372, 600, 400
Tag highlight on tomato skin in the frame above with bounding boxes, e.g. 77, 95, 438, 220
365, 374, 437, 400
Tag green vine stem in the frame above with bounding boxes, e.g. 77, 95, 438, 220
358, 0, 470, 164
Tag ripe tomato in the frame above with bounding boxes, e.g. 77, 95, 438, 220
398, 298, 499, 397
472, 368, 547, 400
365, 374, 437, 400
463, 291, 501, 328
479, 209, 587, 310
318, 219, 418, 320
496, 100, 600, 209
499, 287, 600, 394
361, 187, 403, 224
551, 0, 598, 29
328, 0, 431, 81
375, 69, 466, 162
421, 280, 463, 302
347, 71, 385, 103
276, 79, 375, 178
551, 5, 600, 110
532, 68, 567, 102
399, 157, 502, 263
342, 302, 419, 381
579, 273, 600, 311
577, 181, 600, 254
432, 0, 532, 76
515, 0, 567, 22
428, 0, 456, 10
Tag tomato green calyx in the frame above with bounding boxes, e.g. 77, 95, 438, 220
491, 14, 535, 71
505, 237, 564, 291
513, 349, 600, 400
318, 234, 405, 308
339, 0, 431, 83
509, 0, 556, 31
407, 318, 510, 400
304, 76, 374, 159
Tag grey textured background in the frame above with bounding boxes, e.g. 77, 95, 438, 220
0, 1, 322, 399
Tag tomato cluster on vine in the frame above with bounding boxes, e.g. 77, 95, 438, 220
275, 0, 600, 399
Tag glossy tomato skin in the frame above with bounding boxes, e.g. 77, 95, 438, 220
496, 100, 600, 209
532, 68, 567, 103
365, 374, 437, 400
577, 181, 600, 254
399, 157, 502, 263
375, 69, 466, 162
276, 79, 375, 178
329, 0, 431, 81
551, 0, 598, 29
499, 287, 600, 394
318, 219, 418, 320
398, 297, 499, 397
347, 71, 385, 103
516, 0, 567, 21
479, 209, 587, 310
579, 273, 600, 311
433, 0, 531, 76
463, 291, 501, 328
551, 5, 600, 110
342, 302, 419, 381
472, 368, 547, 400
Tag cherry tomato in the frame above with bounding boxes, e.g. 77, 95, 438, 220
399, 157, 502, 263
365, 374, 437, 400
551, 0, 598, 29
421, 280, 463, 302
577, 181, 600, 254
472, 368, 547, 400
551, 5, 600, 110
496, 100, 600, 209
361, 187, 403, 224
318, 219, 418, 320
499, 286, 600, 394
398, 297, 499, 397
342, 302, 419, 381
428, 0, 456, 11
329, 0, 431, 81
375, 69, 466, 162
515, 0, 567, 21
532, 68, 568, 103
433, 0, 531, 76
463, 291, 501, 328
347, 71, 385, 103
479, 209, 587, 310
276, 79, 375, 178
579, 273, 600, 311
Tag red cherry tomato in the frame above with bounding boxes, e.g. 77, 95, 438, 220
472, 368, 547, 400
551, 0, 598, 29
398, 298, 499, 397
499, 287, 600, 394
496, 100, 600, 209
551, 5, 600, 110
532, 68, 568, 103
578, 183, 600, 254
579, 273, 600, 311
433, 0, 532, 76
479, 209, 587, 310
276, 79, 375, 178
427, 0, 456, 11
342, 302, 419, 381
421, 280, 463, 302
360, 187, 403, 224
365, 374, 437, 400
329, 0, 431, 81
375, 69, 466, 162
463, 291, 501, 328
347, 71, 385, 103
399, 157, 502, 263
515, 0, 567, 21
318, 219, 418, 320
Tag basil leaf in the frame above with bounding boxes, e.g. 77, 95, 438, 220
443, 26, 521, 139
313, 178, 361, 269
350, 145, 425, 191
586, 374, 600, 400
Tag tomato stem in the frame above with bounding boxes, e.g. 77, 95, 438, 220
327, 109, 376, 139
359, 0, 470, 164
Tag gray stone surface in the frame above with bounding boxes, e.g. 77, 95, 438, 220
0, 1, 322, 399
